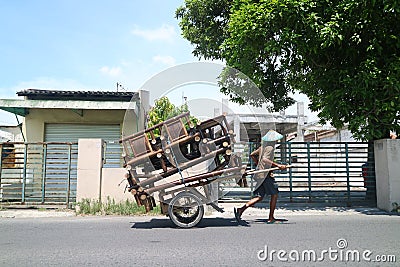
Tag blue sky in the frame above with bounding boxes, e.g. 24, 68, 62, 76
0, 0, 317, 125
0, 0, 193, 93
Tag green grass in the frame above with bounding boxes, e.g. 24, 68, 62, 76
75, 197, 161, 216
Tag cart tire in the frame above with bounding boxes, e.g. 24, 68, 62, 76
168, 192, 204, 228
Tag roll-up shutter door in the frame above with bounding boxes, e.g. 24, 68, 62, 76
45, 124, 122, 168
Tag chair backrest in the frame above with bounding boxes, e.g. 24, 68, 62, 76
129, 134, 152, 157
164, 118, 188, 142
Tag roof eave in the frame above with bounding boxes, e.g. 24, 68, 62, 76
0, 99, 136, 117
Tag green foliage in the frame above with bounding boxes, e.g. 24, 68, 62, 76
147, 96, 198, 135
148, 97, 182, 128
176, 0, 400, 140
76, 197, 161, 216
176, 0, 232, 60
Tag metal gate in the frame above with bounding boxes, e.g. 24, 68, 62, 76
0, 142, 77, 207
45, 124, 122, 168
222, 142, 376, 206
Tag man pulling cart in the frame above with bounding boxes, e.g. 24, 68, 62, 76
120, 112, 289, 227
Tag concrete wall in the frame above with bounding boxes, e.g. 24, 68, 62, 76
23, 109, 127, 142
101, 168, 132, 203
76, 139, 104, 201
374, 139, 400, 212
76, 139, 131, 203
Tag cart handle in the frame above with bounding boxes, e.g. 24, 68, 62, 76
245, 165, 293, 175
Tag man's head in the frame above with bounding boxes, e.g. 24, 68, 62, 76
261, 129, 283, 142
261, 129, 283, 149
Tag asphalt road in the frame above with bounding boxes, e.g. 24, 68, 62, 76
1, 211, 399, 267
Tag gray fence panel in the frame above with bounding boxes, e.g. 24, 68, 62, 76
0, 142, 77, 207
222, 142, 376, 206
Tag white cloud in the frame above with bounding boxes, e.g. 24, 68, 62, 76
152, 55, 176, 66
99, 66, 122, 77
131, 24, 176, 43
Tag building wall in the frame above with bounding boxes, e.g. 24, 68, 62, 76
22, 109, 130, 142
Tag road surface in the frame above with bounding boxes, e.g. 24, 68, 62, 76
0, 208, 399, 266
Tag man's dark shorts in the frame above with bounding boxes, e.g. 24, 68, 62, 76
253, 176, 279, 197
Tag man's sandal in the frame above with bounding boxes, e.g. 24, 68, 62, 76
266, 219, 284, 224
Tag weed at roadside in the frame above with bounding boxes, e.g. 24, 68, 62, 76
75, 197, 161, 216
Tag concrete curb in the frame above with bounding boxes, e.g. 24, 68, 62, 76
0, 205, 393, 219
0, 209, 76, 219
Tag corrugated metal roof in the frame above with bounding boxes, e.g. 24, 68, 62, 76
17, 89, 139, 102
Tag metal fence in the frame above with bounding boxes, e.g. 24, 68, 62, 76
0, 142, 77, 207
1, 141, 377, 207
222, 142, 376, 206
0, 140, 123, 207
103, 140, 123, 168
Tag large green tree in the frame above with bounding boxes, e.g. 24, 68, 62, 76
176, 0, 400, 140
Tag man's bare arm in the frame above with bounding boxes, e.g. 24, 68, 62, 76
261, 157, 288, 170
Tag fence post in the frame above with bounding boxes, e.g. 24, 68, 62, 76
307, 142, 312, 202
249, 142, 254, 198
66, 143, 72, 208
366, 141, 376, 201
41, 144, 47, 204
288, 142, 293, 202
249, 142, 255, 169
0, 144, 3, 201
345, 143, 351, 206
22, 143, 28, 203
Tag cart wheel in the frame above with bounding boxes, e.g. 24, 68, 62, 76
168, 192, 204, 228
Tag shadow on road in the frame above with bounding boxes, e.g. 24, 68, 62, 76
130, 217, 299, 229
276, 205, 400, 216
251, 218, 294, 225
131, 217, 248, 229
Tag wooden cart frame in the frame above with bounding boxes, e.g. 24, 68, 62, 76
120, 112, 245, 227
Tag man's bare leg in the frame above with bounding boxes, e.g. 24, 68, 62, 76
237, 196, 263, 218
268, 194, 278, 222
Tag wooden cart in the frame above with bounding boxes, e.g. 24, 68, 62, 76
120, 112, 246, 228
